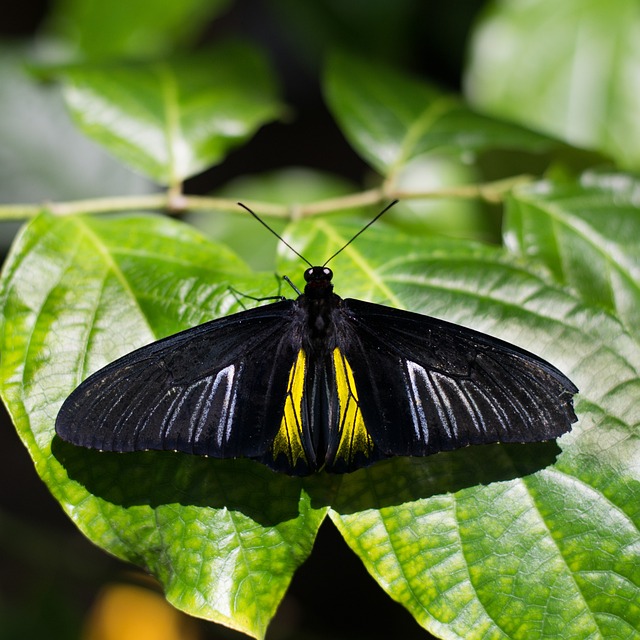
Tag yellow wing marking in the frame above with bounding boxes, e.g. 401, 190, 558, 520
333, 348, 373, 463
272, 350, 307, 467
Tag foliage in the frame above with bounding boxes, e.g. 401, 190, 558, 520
466, 0, 640, 170
1, 1, 639, 639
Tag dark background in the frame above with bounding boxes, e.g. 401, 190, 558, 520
1, 2, 485, 638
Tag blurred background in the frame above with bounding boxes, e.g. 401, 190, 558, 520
1, 1, 638, 638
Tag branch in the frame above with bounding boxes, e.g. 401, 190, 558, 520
0, 175, 533, 221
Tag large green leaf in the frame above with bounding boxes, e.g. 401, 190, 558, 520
0, 212, 325, 638
323, 50, 570, 181
282, 205, 640, 639
1, 197, 638, 638
465, 0, 640, 171
59, 42, 282, 186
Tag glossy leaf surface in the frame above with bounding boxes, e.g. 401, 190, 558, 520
59, 43, 281, 185
324, 50, 567, 179
0, 212, 324, 638
505, 171, 640, 334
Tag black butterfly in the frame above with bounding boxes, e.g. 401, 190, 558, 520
55, 203, 578, 475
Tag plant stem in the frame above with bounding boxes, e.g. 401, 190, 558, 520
0, 175, 533, 221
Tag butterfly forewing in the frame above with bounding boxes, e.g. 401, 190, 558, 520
56, 301, 301, 461
338, 299, 577, 458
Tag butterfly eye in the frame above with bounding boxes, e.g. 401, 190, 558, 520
304, 266, 332, 282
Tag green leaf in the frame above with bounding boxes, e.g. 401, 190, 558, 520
0, 212, 324, 639
323, 50, 568, 180
465, 0, 640, 171
49, 0, 231, 59
505, 171, 640, 334
1, 197, 638, 638
59, 42, 282, 185
282, 212, 639, 638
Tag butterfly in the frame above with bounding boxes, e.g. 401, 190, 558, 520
55, 202, 578, 475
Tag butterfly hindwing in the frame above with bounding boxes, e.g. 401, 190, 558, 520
264, 348, 317, 474
323, 347, 382, 472
266, 344, 386, 474
56, 301, 303, 463
337, 298, 578, 458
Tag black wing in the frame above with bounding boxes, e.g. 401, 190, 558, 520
55, 301, 300, 461
338, 299, 578, 457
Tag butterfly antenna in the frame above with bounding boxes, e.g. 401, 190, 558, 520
238, 202, 313, 267
322, 200, 399, 267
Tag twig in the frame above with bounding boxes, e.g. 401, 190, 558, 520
0, 175, 534, 222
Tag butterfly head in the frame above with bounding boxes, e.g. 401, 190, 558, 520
303, 266, 334, 298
